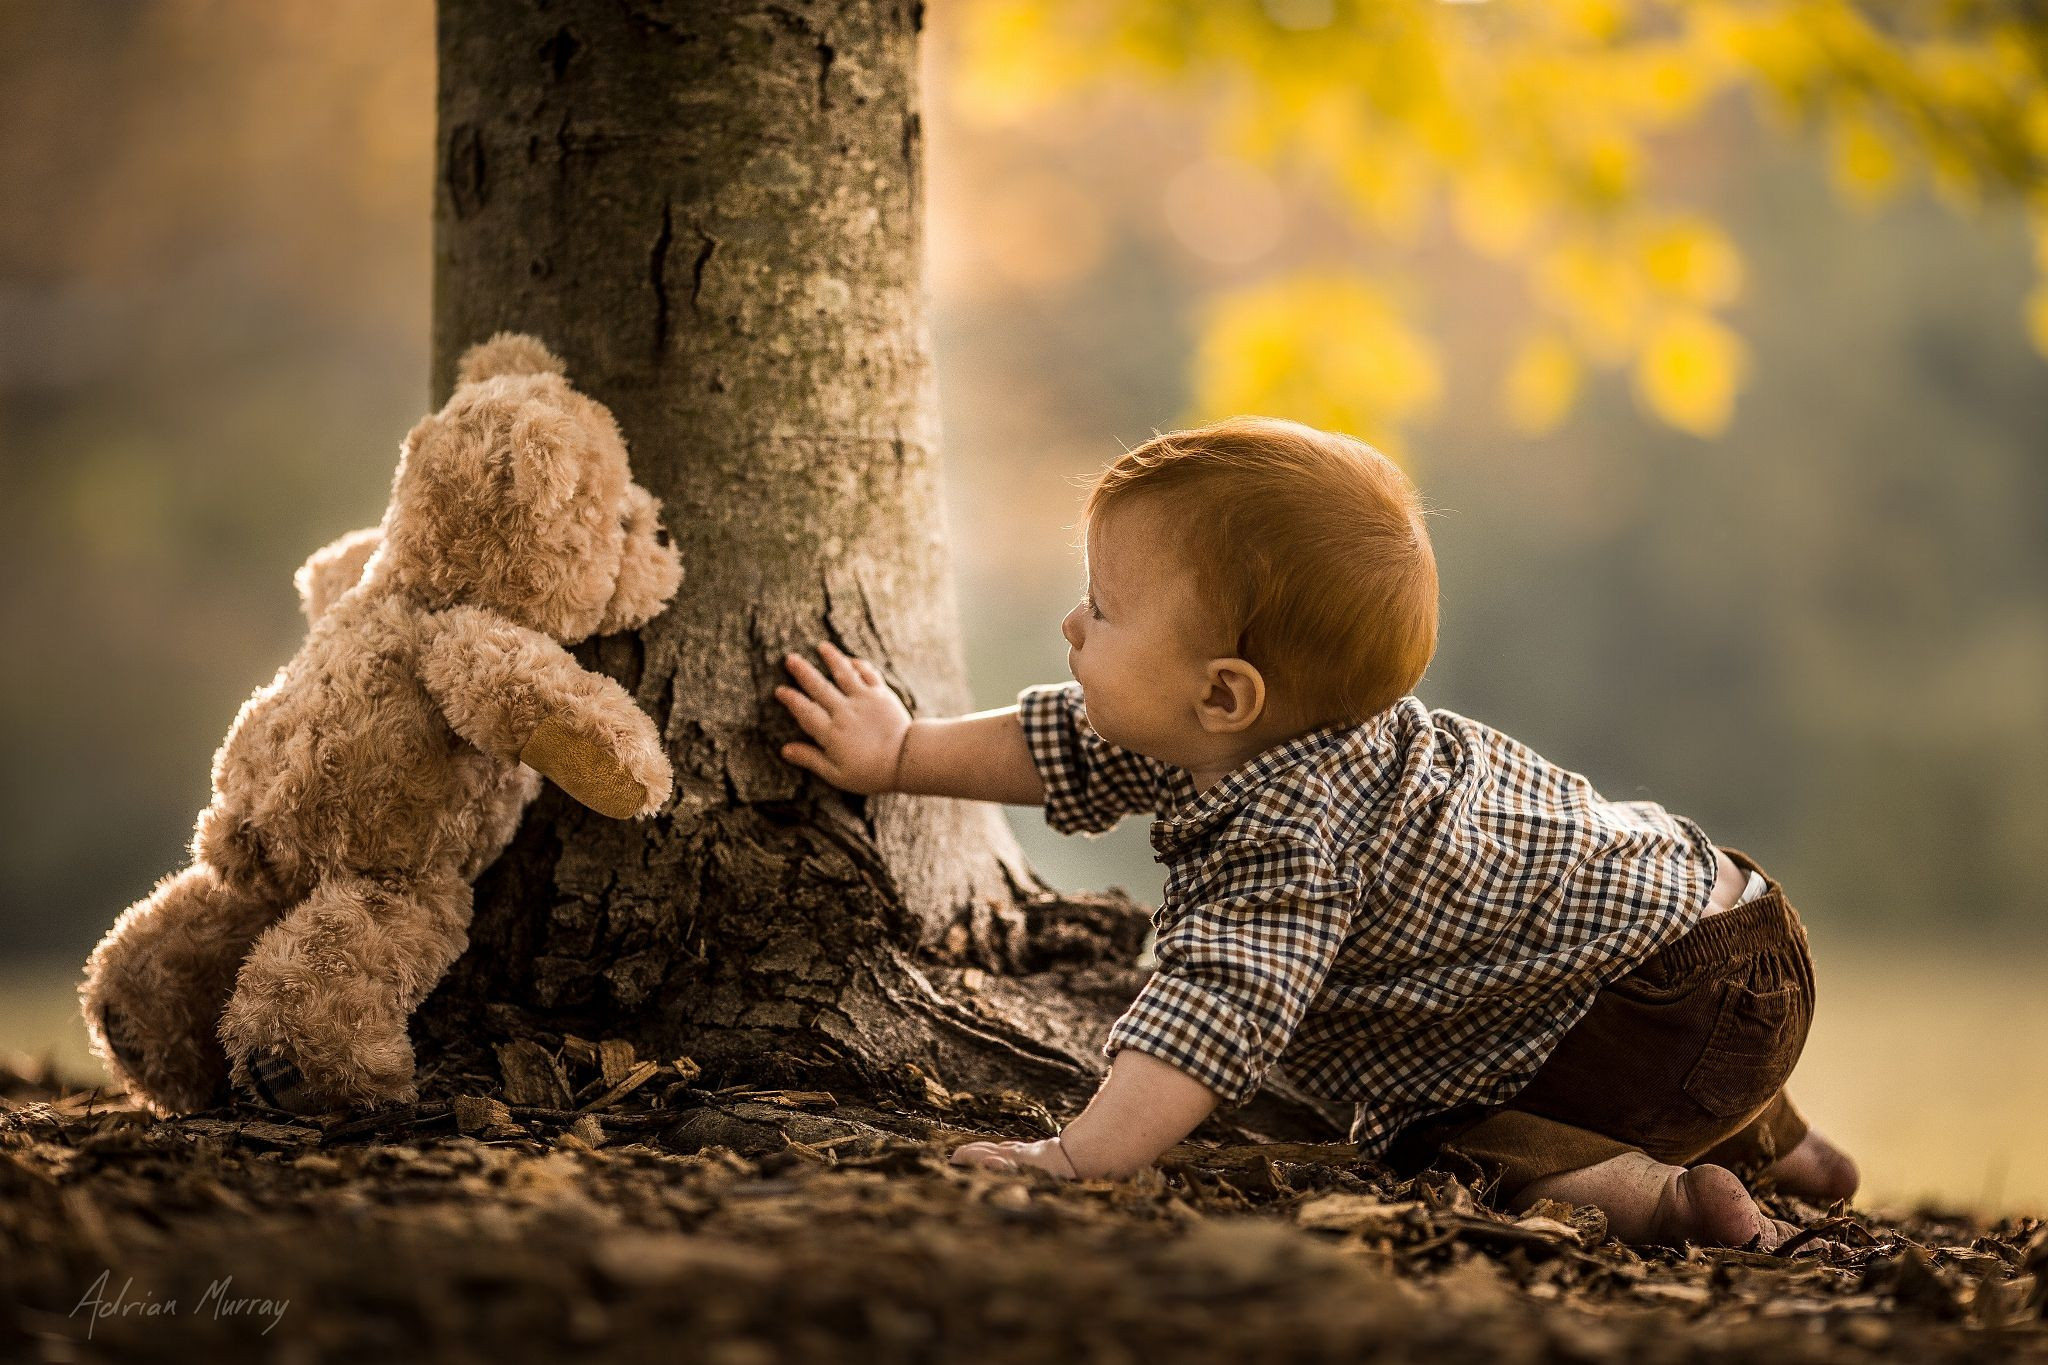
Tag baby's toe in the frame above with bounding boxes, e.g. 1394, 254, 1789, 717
1766, 1129, 1861, 1203
950, 1143, 1019, 1172
1657, 1164, 1772, 1249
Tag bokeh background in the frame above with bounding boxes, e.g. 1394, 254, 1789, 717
2, 3, 2042, 1214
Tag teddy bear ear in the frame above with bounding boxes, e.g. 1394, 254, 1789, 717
506, 404, 583, 518
455, 332, 568, 387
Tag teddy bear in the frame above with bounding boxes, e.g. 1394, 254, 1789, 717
79, 332, 683, 1116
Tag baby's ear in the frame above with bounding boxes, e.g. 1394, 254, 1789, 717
1199, 658, 1268, 733
505, 402, 584, 519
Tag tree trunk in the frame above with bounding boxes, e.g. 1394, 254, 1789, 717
417, 0, 1336, 1139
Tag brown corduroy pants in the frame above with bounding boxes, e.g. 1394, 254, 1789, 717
1386, 847, 1815, 1204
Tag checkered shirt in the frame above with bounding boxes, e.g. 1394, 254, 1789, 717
1015, 682, 1719, 1157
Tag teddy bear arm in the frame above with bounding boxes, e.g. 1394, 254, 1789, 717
294, 527, 383, 625
419, 607, 673, 819
418, 606, 573, 759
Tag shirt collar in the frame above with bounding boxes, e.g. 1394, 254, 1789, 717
1150, 713, 1376, 862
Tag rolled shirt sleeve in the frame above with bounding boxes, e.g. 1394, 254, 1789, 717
1015, 682, 1170, 836
1105, 833, 1356, 1107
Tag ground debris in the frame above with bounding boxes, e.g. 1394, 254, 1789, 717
1, 1055, 2042, 1363
453, 1094, 523, 1138
495, 1039, 574, 1108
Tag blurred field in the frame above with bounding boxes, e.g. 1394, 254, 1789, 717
8, 944, 2042, 1219
1791, 942, 2048, 1220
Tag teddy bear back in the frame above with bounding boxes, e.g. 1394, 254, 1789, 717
200, 586, 518, 891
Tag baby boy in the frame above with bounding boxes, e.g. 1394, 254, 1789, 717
773, 417, 1858, 1248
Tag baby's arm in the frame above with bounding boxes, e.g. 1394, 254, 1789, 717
952, 1049, 1218, 1178
775, 642, 1045, 805
960, 832, 1356, 1180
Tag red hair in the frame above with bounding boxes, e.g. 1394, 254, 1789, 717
1083, 416, 1438, 730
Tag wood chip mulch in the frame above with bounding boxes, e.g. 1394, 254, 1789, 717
3, 1045, 2043, 1363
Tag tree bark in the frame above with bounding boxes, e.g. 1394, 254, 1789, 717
417, 0, 1337, 1140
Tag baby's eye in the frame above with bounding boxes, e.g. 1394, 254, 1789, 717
1082, 595, 1102, 620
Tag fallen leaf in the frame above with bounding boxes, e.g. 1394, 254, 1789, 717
1294, 1193, 1425, 1233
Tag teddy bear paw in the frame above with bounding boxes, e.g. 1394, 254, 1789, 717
96, 1003, 149, 1079
242, 1047, 320, 1114
519, 713, 669, 819
94, 1004, 232, 1112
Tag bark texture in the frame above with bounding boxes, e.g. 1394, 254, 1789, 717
419, 0, 1340, 1139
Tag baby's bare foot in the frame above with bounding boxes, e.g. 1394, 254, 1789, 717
1518, 1151, 1792, 1250
1651, 1164, 1792, 1250
1760, 1128, 1860, 1203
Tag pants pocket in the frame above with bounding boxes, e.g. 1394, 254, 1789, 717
1601, 957, 1698, 1007
1682, 979, 1805, 1119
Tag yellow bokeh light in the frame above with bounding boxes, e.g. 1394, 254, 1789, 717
1633, 310, 1748, 437
1192, 273, 1442, 455
1503, 332, 1582, 436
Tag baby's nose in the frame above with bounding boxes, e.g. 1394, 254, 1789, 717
1060, 607, 1083, 648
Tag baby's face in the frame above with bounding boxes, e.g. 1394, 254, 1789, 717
1060, 499, 1227, 768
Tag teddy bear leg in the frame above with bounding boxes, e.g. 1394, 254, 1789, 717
79, 864, 285, 1115
217, 871, 474, 1114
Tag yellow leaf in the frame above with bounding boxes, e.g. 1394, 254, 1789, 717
1452, 165, 1542, 259
2027, 285, 2048, 362
2025, 93, 2048, 158
1641, 217, 1744, 307
1928, 145, 1982, 216
1627, 43, 1717, 123
953, 0, 1099, 127
1582, 132, 1640, 204
1192, 274, 1442, 448
1504, 333, 1581, 435
1725, 13, 1822, 94
1829, 113, 1901, 208
1633, 312, 1747, 437
1336, 149, 1433, 246
1536, 241, 1649, 364
1562, 0, 1624, 41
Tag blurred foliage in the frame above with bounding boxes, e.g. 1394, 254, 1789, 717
0, 0, 2042, 967
0, 3, 430, 323
958, 0, 2048, 442
1193, 272, 1444, 458
921, 7, 2047, 949
0, 2, 429, 953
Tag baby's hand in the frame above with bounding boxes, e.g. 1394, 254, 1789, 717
950, 1136, 1078, 1180
774, 641, 912, 795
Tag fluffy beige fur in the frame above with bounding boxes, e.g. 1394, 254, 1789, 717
80, 333, 683, 1116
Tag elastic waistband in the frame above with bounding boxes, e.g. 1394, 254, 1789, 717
1645, 892, 1796, 974
1641, 846, 1799, 974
